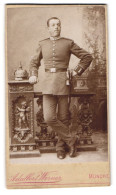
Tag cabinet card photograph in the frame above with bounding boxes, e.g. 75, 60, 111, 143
6, 4, 110, 188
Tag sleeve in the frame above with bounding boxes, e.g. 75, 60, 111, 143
29, 42, 43, 77
70, 40, 93, 75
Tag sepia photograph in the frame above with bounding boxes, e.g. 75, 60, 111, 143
6, 4, 110, 188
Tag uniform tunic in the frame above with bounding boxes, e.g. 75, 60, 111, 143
30, 37, 93, 95
29, 37, 93, 151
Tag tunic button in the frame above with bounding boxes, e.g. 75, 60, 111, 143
53, 61, 55, 63
53, 48, 55, 51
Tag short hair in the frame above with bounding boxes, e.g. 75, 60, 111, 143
47, 17, 61, 27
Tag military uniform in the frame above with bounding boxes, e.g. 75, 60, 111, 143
30, 37, 93, 152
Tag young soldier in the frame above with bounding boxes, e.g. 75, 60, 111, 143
29, 17, 93, 159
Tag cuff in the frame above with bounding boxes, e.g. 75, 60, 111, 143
74, 64, 85, 76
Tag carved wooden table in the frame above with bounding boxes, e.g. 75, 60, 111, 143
8, 78, 96, 158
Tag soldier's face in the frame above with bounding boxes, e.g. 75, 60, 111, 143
48, 19, 61, 37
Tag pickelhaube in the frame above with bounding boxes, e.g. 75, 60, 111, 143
14, 62, 28, 80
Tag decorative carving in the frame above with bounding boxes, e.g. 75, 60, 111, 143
69, 96, 94, 145
8, 80, 41, 158
36, 126, 56, 140
36, 97, 45, 125
9, 84, 33, 92
73, 77, 88, 91
21, 146, 25, 151
12, 146, 17, 152
29, 145, 34, 151
69, 104, 80, 135
12, 96, 33, 143
13, 132, 33, 143
77, 97, 93, 136
10, 144, 36, 152
15, 101, 30, 130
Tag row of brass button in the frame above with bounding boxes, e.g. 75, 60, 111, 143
52, 41, 56, 67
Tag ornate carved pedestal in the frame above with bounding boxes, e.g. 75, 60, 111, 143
70, 74, 96, 151
8, 80, 40, 158
8, 76, 96, 158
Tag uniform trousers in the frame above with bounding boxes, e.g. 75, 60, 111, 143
43, 94, 76, 152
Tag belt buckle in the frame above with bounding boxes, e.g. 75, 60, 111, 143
50, 68, 56, 73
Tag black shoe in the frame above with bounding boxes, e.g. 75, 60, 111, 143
69, 145, 76, 158
57, 151, 66, 159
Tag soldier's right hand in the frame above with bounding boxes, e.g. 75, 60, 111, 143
29, 76, 38, 84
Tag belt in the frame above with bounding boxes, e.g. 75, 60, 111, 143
45, 68, 67, 73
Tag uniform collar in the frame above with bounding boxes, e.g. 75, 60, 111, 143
50, 36, 61, 41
